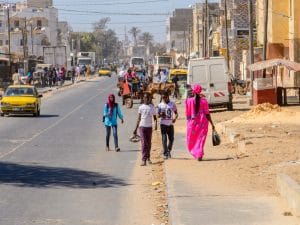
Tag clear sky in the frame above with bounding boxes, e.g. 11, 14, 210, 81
53, 0, 201, 43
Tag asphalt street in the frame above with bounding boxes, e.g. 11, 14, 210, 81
0, 76, 140, 225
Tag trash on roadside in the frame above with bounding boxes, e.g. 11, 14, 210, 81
152, 181, 161, 186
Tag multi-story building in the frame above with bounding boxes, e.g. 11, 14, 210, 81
219, 0, 255, 78
256, 0, 300, 87
191, 3, 220, 58
0, 0, 70, 67
166, 8, 193, 56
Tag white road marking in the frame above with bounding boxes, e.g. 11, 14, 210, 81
0, 84, 113, 160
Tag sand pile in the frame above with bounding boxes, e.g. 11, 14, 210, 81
244, 103, 281, 117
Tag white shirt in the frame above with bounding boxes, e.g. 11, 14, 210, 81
118, 70, 125, 78
160, 72, 168, 83
158, 101, 177, 126
138, 104, 156, 127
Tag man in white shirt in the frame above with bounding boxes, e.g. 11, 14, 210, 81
133, 93, 157, 166
157, 91, 178, 159
160, 70, 168, 83
12, 69, 21, 85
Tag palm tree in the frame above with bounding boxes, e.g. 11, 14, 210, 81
129, 27, 140, 46
139, 32, 153, 47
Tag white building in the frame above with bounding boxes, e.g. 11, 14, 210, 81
0, 0, 70, 65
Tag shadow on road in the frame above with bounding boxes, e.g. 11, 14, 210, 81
210, 108, 249, 113
6, 114, 59, 118
171, 157, 234, 162
0, 162, 128, 189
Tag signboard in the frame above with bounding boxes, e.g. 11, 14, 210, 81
236, 29, 249, 38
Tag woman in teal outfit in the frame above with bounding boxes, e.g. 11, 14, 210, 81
103, 94, 124, 152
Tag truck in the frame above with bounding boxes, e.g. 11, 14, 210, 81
76, 52, 96, 74
154, 54, 173, 75
187, 57, 233, 110
43, 46, 73, 80
129, 57, 145, 71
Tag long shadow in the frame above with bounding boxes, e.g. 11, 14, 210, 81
0, 162, 128, 189
202, 157, 235, 161
119, 149, 140, 153
210, 108, 250, 113
7, 114, 59, 118
37, 114, 60, 118
172, 157, 235, 162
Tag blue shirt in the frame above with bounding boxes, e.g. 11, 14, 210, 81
103, 103, 123, 126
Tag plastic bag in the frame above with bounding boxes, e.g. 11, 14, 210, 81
212, 131, 221, 146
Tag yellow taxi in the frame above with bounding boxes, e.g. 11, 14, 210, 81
169, 68, 188, 82
0, 85, 42, 117
98, 67, 111, 77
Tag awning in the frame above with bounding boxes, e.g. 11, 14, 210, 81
248, 59, 300, 72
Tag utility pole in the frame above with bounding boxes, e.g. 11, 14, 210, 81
204, 0, 209, 57
202, 5, 206, 58
224, 0, 230, 70
30, 23, 34, 55
7, 6, 12, 77
197, 15, 200, 57
248, 0, 255, 101
188, 23, 191, 58
23, 18, 29, 74
263, 0, 269, 78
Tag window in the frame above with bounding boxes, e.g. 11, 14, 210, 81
0, 40, 3, 46
14, 20, 19, 28
37, 20, 42, 28
5, 40, 8, 45
20, 39, 23, 46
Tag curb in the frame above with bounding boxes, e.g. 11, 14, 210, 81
277, 173, 300, 216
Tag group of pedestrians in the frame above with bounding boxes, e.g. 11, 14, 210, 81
103, 90, 179, 166
102, 82, 215, 165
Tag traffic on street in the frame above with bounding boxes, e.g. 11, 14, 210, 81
0, 0, 300, 225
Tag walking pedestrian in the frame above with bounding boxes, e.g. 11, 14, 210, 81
133, 93, 157, 166
185, 84, 215, 161
157, 91, 178, 159
103, 94, 124, 152
12, 68, 21, 85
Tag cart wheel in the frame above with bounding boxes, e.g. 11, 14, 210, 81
125, 98, 133, 109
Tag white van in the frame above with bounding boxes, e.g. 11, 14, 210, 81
130, 57, 145, 70
187, 57, 233, 110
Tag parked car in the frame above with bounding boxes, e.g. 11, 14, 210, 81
0, 85, 42, 117
99, 67, 111, 77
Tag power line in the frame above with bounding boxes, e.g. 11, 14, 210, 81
55, 0, 168, 6
66, 20, 166, 25
57, 8, 170, 16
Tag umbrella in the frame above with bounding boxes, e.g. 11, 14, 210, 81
248, 59, 300, 72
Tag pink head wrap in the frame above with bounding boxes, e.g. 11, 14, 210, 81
192, 84, 202, 95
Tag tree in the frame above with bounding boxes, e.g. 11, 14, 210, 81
93, 17, 110, 31
129, 27, 140, 46
139, 32, 153, 47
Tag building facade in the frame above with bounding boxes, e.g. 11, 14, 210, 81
0, 0, 70, 67
166, 8, 193, 57
256, 0, 300, 87
191, 3, 220, 58
219, 0, 255, 79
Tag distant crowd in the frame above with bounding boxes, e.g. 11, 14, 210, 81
11, 64, 93, 87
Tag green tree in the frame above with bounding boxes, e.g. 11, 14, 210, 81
129, 27, 140, 46
139, 32, 153, 48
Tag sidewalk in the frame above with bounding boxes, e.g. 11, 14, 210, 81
164, 102, 300, 225
37, 76, 96, 94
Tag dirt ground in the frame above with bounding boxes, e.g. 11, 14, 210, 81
174, 99, 300, 195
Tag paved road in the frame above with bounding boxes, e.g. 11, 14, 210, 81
0, 77, 140, 225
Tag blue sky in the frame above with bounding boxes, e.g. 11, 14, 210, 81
53, 0, 201, 42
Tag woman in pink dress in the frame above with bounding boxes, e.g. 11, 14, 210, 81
185, 84, 215, 161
